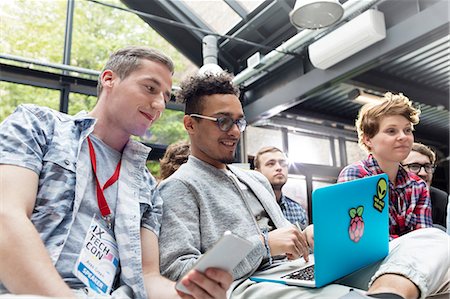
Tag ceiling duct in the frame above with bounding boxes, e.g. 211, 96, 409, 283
233, 0, 381, 86
199, 35, 223, 75
308, 9, 386, 70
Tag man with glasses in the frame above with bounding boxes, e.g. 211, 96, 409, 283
254, 146, 308, 227
402, 142, 448, 229
157, 73, 449, 299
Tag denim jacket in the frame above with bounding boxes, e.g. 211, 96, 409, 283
0, 104, 162, 299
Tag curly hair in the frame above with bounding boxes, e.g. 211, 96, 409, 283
175, 71, 240, 115
356, 92, 420, 152
159, 140, 190, 180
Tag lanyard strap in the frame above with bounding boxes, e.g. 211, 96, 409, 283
87, 136, 121, 220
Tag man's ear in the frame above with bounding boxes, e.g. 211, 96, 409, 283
100, 70, 115, 90
184, 115, 195, 134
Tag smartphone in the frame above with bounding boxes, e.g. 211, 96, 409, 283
175, 231, 253, 294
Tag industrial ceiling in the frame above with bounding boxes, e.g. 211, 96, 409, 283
121, 0, 449, 158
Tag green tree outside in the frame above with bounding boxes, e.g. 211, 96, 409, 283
0, 0, 193, 176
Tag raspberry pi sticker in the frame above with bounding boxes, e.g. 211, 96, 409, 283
373, 178, 387, 212
348, 206, 364, 242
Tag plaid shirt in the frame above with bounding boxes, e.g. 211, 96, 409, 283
279, 194, 308, 227
338, 154, 432, 239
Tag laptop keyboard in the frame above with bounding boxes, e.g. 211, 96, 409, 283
281, 264, 315, 281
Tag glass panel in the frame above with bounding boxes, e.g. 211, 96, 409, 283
238, 0, 265, 13
245, 126, 283, 157
180, 0, 242, 34
334, 138, 341, 166
288, 133, 332, 165
312, 179, 333, 190
72, 0, 196, 85
345, 140, 367, 164
135, 109, 188, 146
283, 174, 309, 221
0, 0, 65, 63
0, 82, 60, 122
68, 92, 97, 115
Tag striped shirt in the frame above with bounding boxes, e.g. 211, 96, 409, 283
338, 154, 432, 238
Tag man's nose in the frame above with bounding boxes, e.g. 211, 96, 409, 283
227, 121, 241, 137
151, 93, 166, 113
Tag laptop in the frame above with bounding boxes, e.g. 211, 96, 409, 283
250, 173, 389, 288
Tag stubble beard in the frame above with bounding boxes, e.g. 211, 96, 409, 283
271, 183, 285, 191
219, 157, 235, 164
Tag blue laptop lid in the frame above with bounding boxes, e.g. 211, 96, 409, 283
312, 174, 389, 287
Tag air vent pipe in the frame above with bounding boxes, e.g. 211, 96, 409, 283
232, 0, 381, 86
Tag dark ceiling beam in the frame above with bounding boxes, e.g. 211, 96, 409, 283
220, 1, 277, 49
243, 0, 449, 123
350, 70, 449, 109
282, 108, 355, 127
0, 63, 97, 96
120, 0, 206, 66
220, 1, 293, 53
0, 62, 184, 111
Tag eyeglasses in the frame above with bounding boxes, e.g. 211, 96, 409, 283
190, 114, 247, 132
402, 163, 435, 174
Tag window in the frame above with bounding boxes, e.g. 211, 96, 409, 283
0, 0, 65, 64
346, 140, 367, 164
245, 126, 283, 157
0, 82, 60, 122
283, 174, 308, 212
288, 132, 332, 165
68, 92, 97, 115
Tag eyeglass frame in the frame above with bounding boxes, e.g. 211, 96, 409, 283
189, 113, 247, 132
402, 163, 436, 174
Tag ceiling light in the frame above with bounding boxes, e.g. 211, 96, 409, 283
290, 0, 344, 30
348, 89, 384, 105
198, 63, 223, 76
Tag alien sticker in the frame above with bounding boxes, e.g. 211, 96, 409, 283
373, 178, 387, 212
349, 206, 364, 242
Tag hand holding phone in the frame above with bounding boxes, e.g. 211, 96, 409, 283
175, 231, 253, 294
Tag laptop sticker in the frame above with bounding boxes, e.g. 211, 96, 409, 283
348, 206, 364, 242
373, 178, 387, 212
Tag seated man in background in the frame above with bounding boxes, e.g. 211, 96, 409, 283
0, 46, 231, 299
159, 140, 190, 181
254, 146, 308, 227
338, 93, 433, 239
402, 142, 448, 229
158, 72, 449, 299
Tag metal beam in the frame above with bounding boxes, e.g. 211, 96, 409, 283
0, 63, 97, 96
243, 0, 449, 123
350, 69, 449, 110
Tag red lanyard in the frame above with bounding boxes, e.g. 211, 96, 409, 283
87, 136, 121, 226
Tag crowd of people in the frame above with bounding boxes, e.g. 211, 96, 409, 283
0, 46, 448, 299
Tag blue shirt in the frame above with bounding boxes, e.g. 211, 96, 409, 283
279, 194, 308, 227
0, 104, 162, 299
